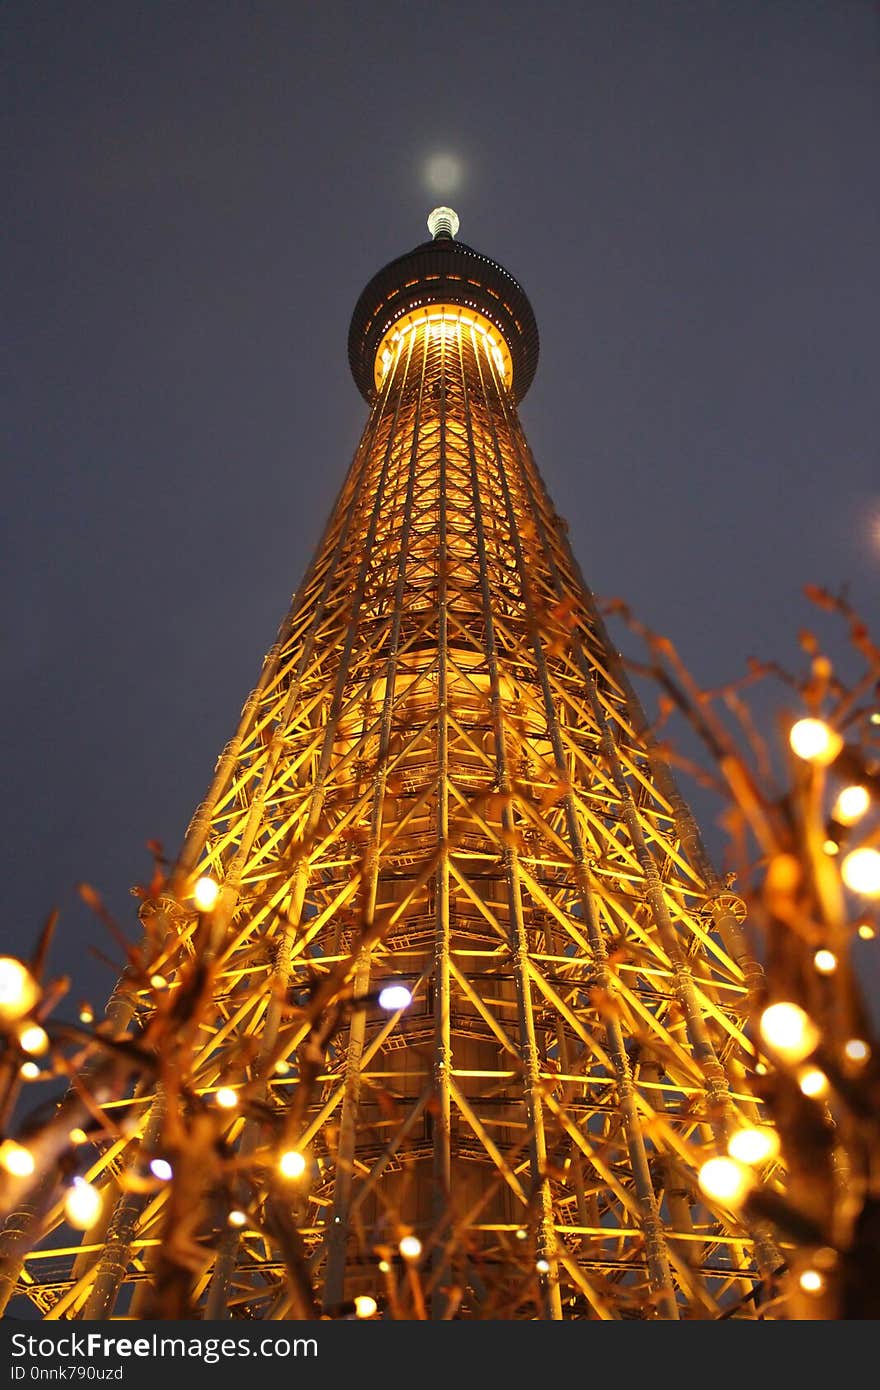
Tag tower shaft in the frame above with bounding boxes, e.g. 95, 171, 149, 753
2, 226, 778, 1322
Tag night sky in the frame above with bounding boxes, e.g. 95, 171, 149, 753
3, 2, 878, 1019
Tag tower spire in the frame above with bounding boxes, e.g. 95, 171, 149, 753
427, 205, 460, 240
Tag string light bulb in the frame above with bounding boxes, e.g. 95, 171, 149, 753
18, 1024, 49, 1055
857, 918, 876, 940
192, 875, 221, 912
149, 1158, 173, 1181
0, 957, 39, 1023
788, 718, 842, 766
833, 785, 870, 826
799, 1269, 825, 1294
354, 1295, 378, 1318
841, 847, 880, 898
64, 1178, 102, 1230
843, 1038, 870, 1065
215, 1087, 238, 1109
227, 1209, 247, 1228
19, 1062, 40, 1080
813, 949, 838, 975
0, 1141, 35, 1177
378, 983, 413, 1012
759, 1002, 820, 1063
798, 1066, 829, 1099
78, 1003, 94, 1024
278, 1149, 306, 1179
398, 1235, 422, 1260
68, 1128, 88, 1146
535, 1258, 551, 1274
698, 1157, 754, 1209
727, 1127, 780, 1165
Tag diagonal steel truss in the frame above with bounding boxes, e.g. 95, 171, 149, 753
6, 304, 782, 1321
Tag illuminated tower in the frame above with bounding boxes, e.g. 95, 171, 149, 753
3, 210, 780, 1320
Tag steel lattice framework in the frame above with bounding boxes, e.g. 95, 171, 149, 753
4, 213, 782, 1321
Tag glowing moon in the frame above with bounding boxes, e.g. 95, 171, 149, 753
424, 152, 464, 196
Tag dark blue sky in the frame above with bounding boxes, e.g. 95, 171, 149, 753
2, 2, 878, 1014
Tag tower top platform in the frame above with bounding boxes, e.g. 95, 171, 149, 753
348, 211, 539, 404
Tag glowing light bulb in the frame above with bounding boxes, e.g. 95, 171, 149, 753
759, 1002, 819, 1063
18, 1024, 49, 1055
78, 1004, 95, 1024
0, 1141, 35, 1177
64, 1178, 102, 1230
68, 1128, 88, 1146
798, 1066, 829, 1098
215, 1087, 238, 1109
398, 1235, 422, 1260
871, 712, 880, 726
378, 1259, 391, 1274
227, 1209, 247, 1228
841, 847, 880, 897
19, 1062, 40, 1080
278, 1149, 306, 1179
193, 875, 221, 912
844, 1038, 870, 1064
789, 718, 842, 766
834, 785, 870, 826
813, 949, 838, 975
823, 839, 840, 856
149, 974, 167, 990
857, 919, 876, 940
378, 983, 413, 1012
698, 1157, 754, 1209
789, 718, 843, 765
149, 1158, 173, 1181
274, 1059, 290, 1075
535, 1258, 551, 1274
0, 957, 39, 1022
799, 1269, 824, 1294
354, 1295, 378, 1318
727, 1127, 780, 1165
515, 1228, 528, 1241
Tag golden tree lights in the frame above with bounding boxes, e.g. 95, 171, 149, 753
608, 580, 880, 1319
